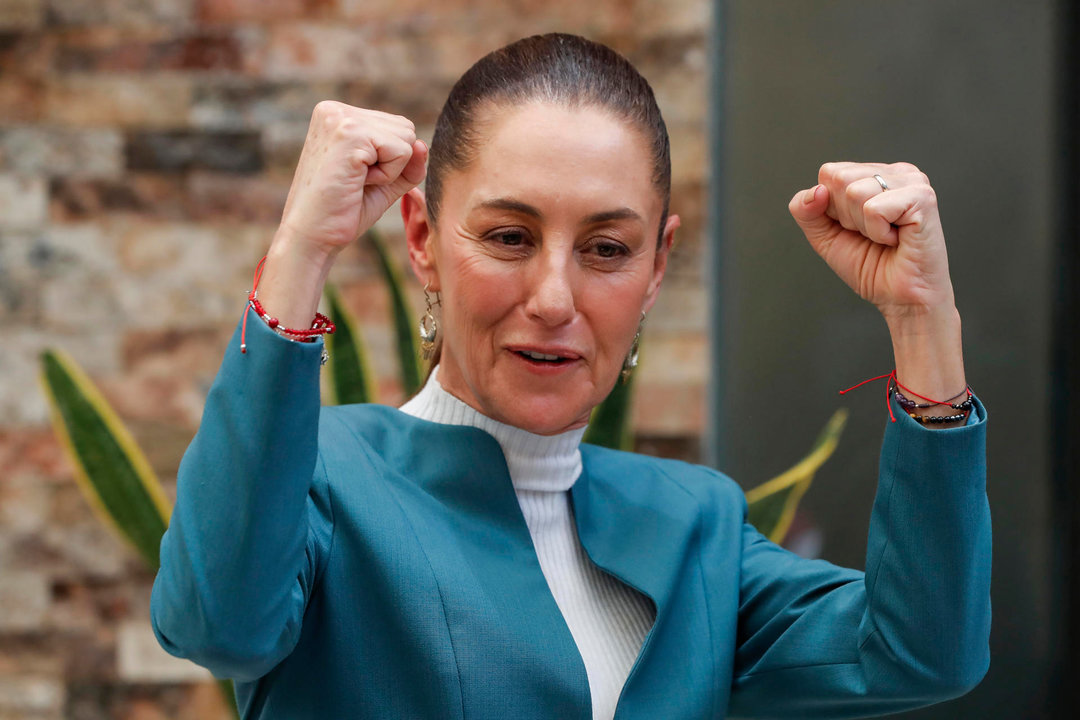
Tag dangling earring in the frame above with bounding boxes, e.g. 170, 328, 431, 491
419, 282, 440, 359
621, 312, 646, 382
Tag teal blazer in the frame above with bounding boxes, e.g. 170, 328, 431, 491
151, 311, 991, 719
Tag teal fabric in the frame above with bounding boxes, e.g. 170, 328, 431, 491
150, 309, 991, 719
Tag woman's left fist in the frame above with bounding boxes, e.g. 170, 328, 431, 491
788, 162, 956, 319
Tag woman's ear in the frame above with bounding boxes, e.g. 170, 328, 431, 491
402, 187, 439, 291
642, 213, 680, 313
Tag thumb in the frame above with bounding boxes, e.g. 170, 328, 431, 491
788, 184, 837, 248
387, 139, 428, 200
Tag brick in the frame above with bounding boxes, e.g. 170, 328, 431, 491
110, 221, 267, 327
649, 283, 707, 333
43, 75, 194, 129
48, 175, 188, 221
185, 171, 289, 223
668, 121, 707, 186
0, 673, 64, 717
0, 78, 45, 123
632, 0, 709, 39
0, 571, 50, 631
342, 79, 453, 127
191, 80, 342, 130
253, 24, 385, 81
638, 331, 708, 385
260, 120, 307, 176
0, 232, 46, 325
0, 0, 44, 30
117, 620, 212, 682
56, 32, 244, 73
632, 380, 705, 435
45, 0, 195, 28
0, 175, 47, 231
0, 128, 124, 178
0, 472, 51, 537
0, 30, 54, 79
125, 130, 263, 173
197, 0, 338, 24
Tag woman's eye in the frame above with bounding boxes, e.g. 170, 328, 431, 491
494, 231, 526, 246
593, 242, 627, 259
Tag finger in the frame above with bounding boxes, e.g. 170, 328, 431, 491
400, 139, 428, 186
822, 165, 927, 237
862, 185, 939, 245
363, 133, 415, 187
384, 139, 428, 199
788, 184, 841, 253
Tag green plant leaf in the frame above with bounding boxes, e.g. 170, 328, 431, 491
583, 371, 636, 451
368, 230, 424, 396
745, 408, 848, 544
217, 678, 241, 719
38, 349, 171, 570
324, 283, 377, 405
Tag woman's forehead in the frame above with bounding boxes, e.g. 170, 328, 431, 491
443, 102, 663, 221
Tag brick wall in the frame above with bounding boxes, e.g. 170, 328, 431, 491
0, 2, 708, 716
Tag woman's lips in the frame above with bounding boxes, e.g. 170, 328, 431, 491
506, 345, 584, 373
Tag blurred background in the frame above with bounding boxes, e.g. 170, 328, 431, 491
0, 1, 1073, 718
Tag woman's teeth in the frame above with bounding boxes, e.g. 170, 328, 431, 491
521, 350, 562, 362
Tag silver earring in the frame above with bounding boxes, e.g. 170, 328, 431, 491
419, 283, 439, 359
621, 312, 646, 382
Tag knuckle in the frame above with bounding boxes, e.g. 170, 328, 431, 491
893, 161, 920, 175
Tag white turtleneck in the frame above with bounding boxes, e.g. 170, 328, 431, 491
400, 367, 656, 720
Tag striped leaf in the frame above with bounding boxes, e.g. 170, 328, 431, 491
38, 349, 171, 569
324, 283, 377, 405
368, 230, 424, 396
745, 408, 848, 544
583, 370, 636, 451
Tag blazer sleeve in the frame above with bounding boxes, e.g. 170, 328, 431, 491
727, 396, 991, 719
150, 309, 335, 681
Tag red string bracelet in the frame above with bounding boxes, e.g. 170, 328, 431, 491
240, 256, 335, 354
838, 370, 972, 423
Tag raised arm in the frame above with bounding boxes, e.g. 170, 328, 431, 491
150, 103, 426, 680
725, 163, 990, 716
790, 162, 969, 423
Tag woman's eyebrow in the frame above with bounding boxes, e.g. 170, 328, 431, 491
476, 198, 642, 225
477, 197, 542, 217
583, 207, 642, 225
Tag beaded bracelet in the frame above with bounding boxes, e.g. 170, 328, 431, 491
892, 387, 973, 412
840, 369, 975, 423
240, 256, 335, 363
906, 410, 970, 424
248, 292, 335, 342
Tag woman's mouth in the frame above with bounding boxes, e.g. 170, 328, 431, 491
517, 350, 567, 363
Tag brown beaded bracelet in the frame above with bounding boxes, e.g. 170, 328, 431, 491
907, 411, 970, 425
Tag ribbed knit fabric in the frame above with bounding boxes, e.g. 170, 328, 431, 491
400, 368, 656, 720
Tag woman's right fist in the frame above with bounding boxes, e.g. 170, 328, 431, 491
277, 101, 427, 255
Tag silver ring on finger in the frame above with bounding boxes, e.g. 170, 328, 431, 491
872, 174, 889, 192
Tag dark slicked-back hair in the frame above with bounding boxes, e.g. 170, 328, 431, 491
425, 33, 671, 242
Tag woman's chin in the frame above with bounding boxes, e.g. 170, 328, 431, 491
491, 395, 593, 436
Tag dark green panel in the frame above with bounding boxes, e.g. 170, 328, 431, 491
713, 1, 1057, 716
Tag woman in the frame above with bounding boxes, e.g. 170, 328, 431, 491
151, 34, 990, 719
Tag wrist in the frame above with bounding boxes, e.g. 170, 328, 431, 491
884, 304, 967, 404
256, 230, 342, 328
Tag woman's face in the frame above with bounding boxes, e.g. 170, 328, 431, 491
404, 101, 678, 435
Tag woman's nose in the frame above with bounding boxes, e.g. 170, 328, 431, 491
524, 252, 576, 327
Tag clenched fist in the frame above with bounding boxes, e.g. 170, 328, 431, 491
789, 162, 968, 416
257, 102, 427, 327
279, 101, 428, 255
788, 162, 955, 322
